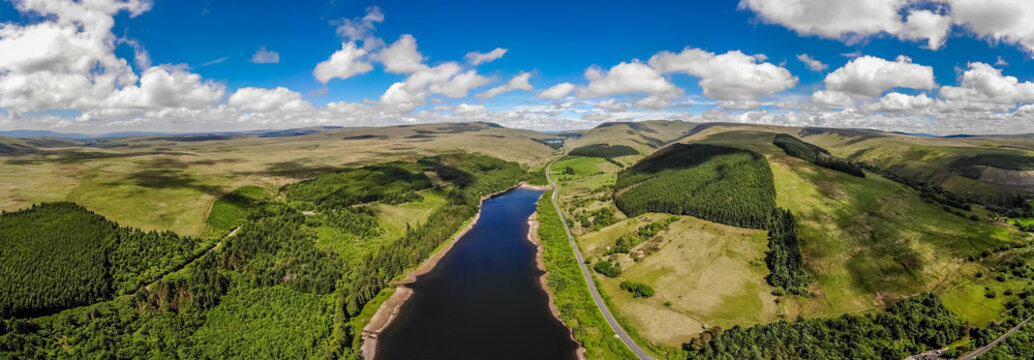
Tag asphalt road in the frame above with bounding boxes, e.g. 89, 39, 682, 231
959, 313, 1034, 360
546, 161, 656, 360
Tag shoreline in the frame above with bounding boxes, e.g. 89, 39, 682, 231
359, 181, 559, 360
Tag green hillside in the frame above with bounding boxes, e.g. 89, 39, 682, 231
614, 143, 775, 229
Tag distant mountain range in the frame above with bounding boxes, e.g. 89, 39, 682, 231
0, 126, 346, 140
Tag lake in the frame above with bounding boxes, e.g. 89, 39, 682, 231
375, 187, 579, 360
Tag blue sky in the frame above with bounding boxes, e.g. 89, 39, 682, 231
2, 0, 1034, 134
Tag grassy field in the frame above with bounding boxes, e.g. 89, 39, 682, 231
0, 122, 553, 237
593, 215, 776, 347
548, 124, 1034, 351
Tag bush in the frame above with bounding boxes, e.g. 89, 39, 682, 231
620, 281, 655, 298
594, 260, 622, 277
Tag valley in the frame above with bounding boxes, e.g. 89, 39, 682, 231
3, 120, 1034, 359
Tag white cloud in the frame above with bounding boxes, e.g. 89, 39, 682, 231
0, 0, 222, 114
377, 62, 491, 112
376, 34, 426, 74
996, 56, 1009, 66
796, 53, 828, 71
810, 90, 856, 109
250, 46, 280, 64
594, 99, 628, 112
538, 82, 576, 99
863, 92, 934, 112
948, 0, 1034, 55
577, 61, 683, 109
313, 42, 373, 83
938, 62, 1034, 111
452, 103, 489, 117
228, 87, 313, 113
335, 5, 383, 39
648, 47, 796, 109
465, 48, 508, 65
202, 57, 228, 66
118, 37, 151, 69
478, 72, 533, 98
333, 5, 384, 50
102, 65, 225, 110
739, 0, 952, 49
823, 55, 936, 98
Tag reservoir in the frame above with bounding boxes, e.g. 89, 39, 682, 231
375, 187, 579, 360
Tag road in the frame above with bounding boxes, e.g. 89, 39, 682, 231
959, 313, 1034, 360
546, 161, 656, 360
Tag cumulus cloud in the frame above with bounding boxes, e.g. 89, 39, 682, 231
478, 72, 533, 98
465, 48, 508, 65
948, 0, 1034, 56
250, 46, 280, 63
377, 61, 491, 112
576, 61, 684, 109
0, 0, 223, 114
938, 62, 1034, 111
863, 92, 934, 112
810, 90, 856, 109
102, 65, 225, 110
538, 82, 575, 99
739, 0, 952, 49
228, 87, 313, 113
796, 53, 828, 71
648, 47, 796, 109
376, 34, 426, 74
313, 42, 373, 83
594, 99, 628, 112
823, 55, 936, 98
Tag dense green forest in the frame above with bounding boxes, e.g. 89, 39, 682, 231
764, 208, 812, 295
614, 144, 776, 229
284, 162, 432, 209
570, 144, 639, 159
0, 153, 532, 359
684, 294, 966, 359
773, 134, 865, 177
0, 202, 202, 318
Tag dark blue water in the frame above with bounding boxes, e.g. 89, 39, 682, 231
375, 188, 579, 360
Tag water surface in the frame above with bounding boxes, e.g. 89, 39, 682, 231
376, 188, 578, 360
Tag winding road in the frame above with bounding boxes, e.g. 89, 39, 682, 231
546, 161, 656, 360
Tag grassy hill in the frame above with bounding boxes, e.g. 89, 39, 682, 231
614, 143, 775, 229
0, 152, 535, 359
0, 122, 554, 237
549, 123, 1034, 356
565, 120, 697, 155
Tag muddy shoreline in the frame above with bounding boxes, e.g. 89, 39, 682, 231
360, 182, 573, 360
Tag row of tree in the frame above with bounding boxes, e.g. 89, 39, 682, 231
684, 293, 966, 359
773, 133, 865, 178
764, 208, 813, 295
